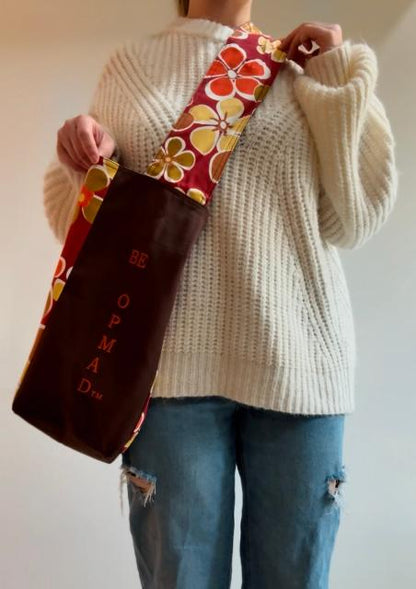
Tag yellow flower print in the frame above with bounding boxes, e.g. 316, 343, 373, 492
231, 22, 263, 40
257, 36, 286, 63
146, 136, 195, 183
72, 162, 115, 226
175, 186, 207, 206
189, 98, 250, 155
186, 187, 206, 205
240, 22, 263, 35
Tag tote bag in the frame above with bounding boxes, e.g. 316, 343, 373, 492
12, 22, 287, 463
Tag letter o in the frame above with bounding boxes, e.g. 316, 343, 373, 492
117, 293, 130, 309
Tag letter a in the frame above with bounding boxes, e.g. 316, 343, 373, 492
86, 356, 100, 374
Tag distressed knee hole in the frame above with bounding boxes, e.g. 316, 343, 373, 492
327, 478, 342, 496
325, 465, 347, 513
119, 464, 157, 515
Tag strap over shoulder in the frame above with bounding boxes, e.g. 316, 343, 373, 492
145, 21, 287, 206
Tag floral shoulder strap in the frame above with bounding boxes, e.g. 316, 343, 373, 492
145, 21, 287, 206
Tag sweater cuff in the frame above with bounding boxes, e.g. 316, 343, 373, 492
303, 39, 371, 87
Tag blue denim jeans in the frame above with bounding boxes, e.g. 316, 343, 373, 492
119, 395, 347, 589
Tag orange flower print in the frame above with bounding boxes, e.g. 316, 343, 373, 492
189, 97, 250, 155
209, 150, 234, 184
205, 43, 271, 101
146, 137, 195, 183
257, 36, 286, 63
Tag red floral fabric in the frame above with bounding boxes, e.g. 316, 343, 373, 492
146, 22, 286, 205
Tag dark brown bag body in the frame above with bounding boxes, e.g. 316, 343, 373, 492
12, 169, 209, 462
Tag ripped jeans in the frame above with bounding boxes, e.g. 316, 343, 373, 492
119, 395, 347, 589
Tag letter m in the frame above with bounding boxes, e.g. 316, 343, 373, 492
98, 335, 117, 353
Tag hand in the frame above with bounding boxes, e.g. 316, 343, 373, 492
279, 22, 343, 69
56, 114, 116, 173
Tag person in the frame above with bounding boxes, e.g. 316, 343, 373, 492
43, 0, 399, 587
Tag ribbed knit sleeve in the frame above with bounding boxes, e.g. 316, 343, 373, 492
43, 156, 83, 245
292, 40, 399, 249
42, 47, 123, 245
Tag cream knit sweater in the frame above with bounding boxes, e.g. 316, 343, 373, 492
43, 16, 399, 415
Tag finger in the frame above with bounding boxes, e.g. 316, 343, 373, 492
285, 37, 317, 69
285, 33, 303, 62
300, 30, 324, 53
279, 28, 299, 52
57, 133, 82, 171
92, 120, 116, 159
66, 128, 89, 170
296, 50, 308, 69
72, 118, 95, 168
303, 38, 313, 51
92, 122, 105, 155
280, 23, 329, 57
65, 122, 93, 171
76, 117, 99, 166
97, 132, 116, 159
57, 141, 86, 173
298, 24, 342, 52
293, 46, 309, 69
286, 29, 320, 62
58, 121, 89, 170
279, 22, 317, 50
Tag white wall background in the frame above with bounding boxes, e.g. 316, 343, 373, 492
1, 1, 415, 587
